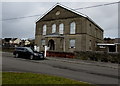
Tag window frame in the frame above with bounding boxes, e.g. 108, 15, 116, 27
59, 23, 64, 34
70, 22, 76, 34
52, 24, 56, 33
42, 25, 47, 35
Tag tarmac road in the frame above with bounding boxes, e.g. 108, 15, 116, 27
2, 52, 119, 86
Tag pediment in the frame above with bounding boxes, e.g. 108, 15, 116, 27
37, 4, 85, 22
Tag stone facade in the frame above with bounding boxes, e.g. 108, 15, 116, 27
35, 4, 104, 52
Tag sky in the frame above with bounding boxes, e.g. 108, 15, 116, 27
1, 1, 119, 39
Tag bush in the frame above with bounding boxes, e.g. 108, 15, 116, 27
74, 51, 119, 63
75, 51, 89, 60
108, 53, 119, 63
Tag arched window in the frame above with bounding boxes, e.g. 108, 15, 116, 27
59, 23, 64, 34
70, 22, 76, 34
52, 24, 56, 33
43, 25, 47, 35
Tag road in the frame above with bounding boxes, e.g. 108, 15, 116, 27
2, 52, 119, 86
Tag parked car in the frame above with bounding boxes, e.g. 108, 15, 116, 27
13, 47, 44, 60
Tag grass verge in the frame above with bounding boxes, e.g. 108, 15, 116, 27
2, 72, 94, 85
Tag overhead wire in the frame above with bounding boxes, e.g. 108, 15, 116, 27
74, 1, 119, 10
1, 1, 119, 21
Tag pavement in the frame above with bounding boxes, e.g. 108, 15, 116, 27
45, 57, 118, 69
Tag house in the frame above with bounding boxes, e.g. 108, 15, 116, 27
35, 3, 104, 52
2, 38, 12, 47
2, 38, 22, 47
9, 38, 22, 47
20, 39, 35, 50
24, 40, 30, 45
10, 38, 21, 45
97, 38, 120, 53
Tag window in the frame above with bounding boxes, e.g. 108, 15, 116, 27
59, 23, 64, 34
69, 39, 75, 48
70, 22, 76, 34
41, 39, 45, 46
56, 11, 60, 15
43, 25, 47, 35
52, 24, 56, 33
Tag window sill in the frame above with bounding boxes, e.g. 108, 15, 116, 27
69, 34, 76, 35
69, 47, 75, 49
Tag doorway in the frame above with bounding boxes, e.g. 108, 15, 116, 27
48, 39, 55, 50
108, 45, 116, 52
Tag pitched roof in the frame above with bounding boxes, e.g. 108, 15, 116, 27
36, 3, 103, 31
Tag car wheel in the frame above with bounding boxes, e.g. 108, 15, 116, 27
30, 55, 34, 60
15, 53, 19, 58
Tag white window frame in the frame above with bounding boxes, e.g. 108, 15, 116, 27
59, 23, 64, 34
43, 25, 47, 35
52, 24, 56, 33
69, 39, 75, 48
70, 22, 76, 34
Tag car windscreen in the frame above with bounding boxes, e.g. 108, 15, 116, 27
26, 47, 33, 53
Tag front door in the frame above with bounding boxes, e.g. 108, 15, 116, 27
48, 39, 55, 50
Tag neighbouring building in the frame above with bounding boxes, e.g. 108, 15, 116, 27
97, 38, 120, 53
2, 38, 33, 48
24, 40, 31, 45
10, 38, 22, 45
35, 3, 104, 52
2, 38, 12, 47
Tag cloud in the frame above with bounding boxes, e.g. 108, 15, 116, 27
2, 2, 57, 38
2, 2, 118, 38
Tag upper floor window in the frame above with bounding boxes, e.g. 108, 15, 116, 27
59, 23, 64, 34
52, 24, 56, 33
70, 22, 76, 34
69, 39, 75, 48
43, 25, 47, 35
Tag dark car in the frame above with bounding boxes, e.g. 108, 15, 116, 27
13, 47, 44, 60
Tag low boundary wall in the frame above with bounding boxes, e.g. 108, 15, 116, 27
46, 51, 75, 58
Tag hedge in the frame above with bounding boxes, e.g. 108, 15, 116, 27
74, 51, 120, 63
